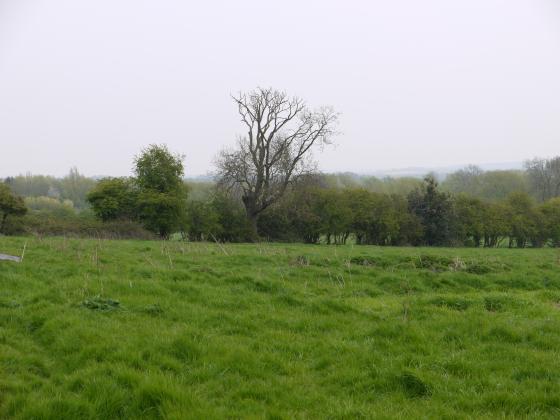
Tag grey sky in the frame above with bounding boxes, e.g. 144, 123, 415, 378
1, 0, 559, 178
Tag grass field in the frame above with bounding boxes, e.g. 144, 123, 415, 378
1, 237, 560, 419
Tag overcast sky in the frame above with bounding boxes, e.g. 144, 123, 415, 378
1, 0, 559, 178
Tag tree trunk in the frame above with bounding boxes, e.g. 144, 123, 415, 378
241, 195, 260, 242
247, 212, 259, 242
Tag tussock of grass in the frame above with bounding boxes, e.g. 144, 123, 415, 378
396, 371, 431, 398
82, 296, 120, 311
484, 295, 514, 312
141, 304, 164, 316
1, 237, 560, 418
428, 296, 473, 311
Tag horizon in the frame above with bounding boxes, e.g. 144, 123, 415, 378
1, 159, 528, 181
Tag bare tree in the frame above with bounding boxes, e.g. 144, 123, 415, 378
216, 87, 338, 237
444, 165, 483, 196
525, 157, 560, 202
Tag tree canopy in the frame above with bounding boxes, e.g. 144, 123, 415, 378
0, 183, 27, 234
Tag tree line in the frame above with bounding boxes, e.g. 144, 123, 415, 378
1, 87, 559, 246
5, 168, 96, 209
178, 174, 560, 248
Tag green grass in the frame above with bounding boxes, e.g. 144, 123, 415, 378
1, 237, 560, 418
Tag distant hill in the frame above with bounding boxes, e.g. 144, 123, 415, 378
363, 162, 524, 180
183, 162, 525, 183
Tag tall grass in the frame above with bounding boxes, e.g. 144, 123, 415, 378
1, 237, 560, 418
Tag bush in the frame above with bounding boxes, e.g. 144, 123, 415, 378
6, 211, 154, 239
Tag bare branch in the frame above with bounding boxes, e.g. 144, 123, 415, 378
216, 88, 339, 228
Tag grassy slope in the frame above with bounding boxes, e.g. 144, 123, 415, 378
1, 237, 560, 419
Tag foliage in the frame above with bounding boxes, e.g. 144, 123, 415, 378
210, 192, 253, 242
5, 154, 560, 247
6, 211, 154, 239
5, 168, 96, 209
540, 198, 560, 247
506, 192, 543, 248
316, 189, 353, 244
481, 202, 510, 248
58, 167, 98, 209
184, 180, 560, 248
133, 144, 188, 238
84, 145, 188, 238
86, 177, 137, 222
24, 196, 75, 217
322, 173, 422, 195
442, 168, 529, 201
0, 183, 27, 234
184, 200, 221, 241
136, 189, 187, 239
452, 194, 485, 247
283, 182, 324, 244
134, 145, 185, 193
255, 204, 295, 242
408, 175, 453, 246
